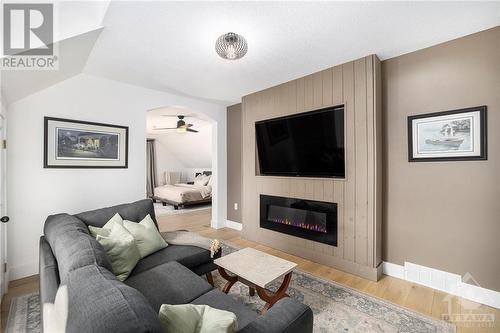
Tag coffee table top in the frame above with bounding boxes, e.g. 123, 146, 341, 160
214, 247, 297, 288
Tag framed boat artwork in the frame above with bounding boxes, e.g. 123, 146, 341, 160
44, 117, 129, 168
408, 106, 487, 162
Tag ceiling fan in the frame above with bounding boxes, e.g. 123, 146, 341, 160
153, 115, 198, 133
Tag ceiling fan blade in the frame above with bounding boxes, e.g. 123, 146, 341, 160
153, 127, 177, 130
161, 114, 196, 118
186, 124, 194, 128
186, 128, 198, 133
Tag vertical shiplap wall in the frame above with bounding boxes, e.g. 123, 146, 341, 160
241, 55, 382, 280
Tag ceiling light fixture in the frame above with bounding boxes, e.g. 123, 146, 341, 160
215, 32, 248, 60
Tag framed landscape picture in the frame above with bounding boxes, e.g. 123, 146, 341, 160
44, 117, 129, 168
408, 106, 487, 162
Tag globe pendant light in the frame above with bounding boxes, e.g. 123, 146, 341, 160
215, 32, 248, 60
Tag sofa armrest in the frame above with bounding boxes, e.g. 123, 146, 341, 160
238, 298, 313, 333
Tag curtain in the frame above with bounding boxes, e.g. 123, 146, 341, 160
146, 139, 157, 198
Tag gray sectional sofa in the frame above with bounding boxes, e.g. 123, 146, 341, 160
39, 199, 313, 333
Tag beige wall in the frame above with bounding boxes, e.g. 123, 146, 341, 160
241, 55, 383, 281
227, 104, 242, 223
382, 26, 500, 291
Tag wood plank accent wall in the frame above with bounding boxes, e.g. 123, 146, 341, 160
241, 55, 383, 280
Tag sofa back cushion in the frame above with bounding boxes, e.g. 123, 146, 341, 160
44, 214, 112, 283
75, 199, 158, 229
66, 265, 162, 333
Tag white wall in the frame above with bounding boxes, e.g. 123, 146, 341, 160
148, 127, 213, 184
148, 134, 188, 184
7, 73, 227, 280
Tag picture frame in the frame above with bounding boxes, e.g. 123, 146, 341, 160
408, 106, 487, 162
44, 117, 129, 168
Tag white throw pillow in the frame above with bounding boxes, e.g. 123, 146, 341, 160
194, 175, 209, 186
43, 285, 68, 333
207, 175, 213, 187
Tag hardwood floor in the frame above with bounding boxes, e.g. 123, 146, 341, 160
1, 275, 38, 332
1, 208, 498, 333
157, 209, 499, 333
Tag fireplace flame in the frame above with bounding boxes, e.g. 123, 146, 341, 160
268, 217, 328, 233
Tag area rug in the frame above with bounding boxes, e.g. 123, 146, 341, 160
5, 292, 40, 333
153, 202, 211, 216
218, 243, 456, 333
6, 243, 455, 333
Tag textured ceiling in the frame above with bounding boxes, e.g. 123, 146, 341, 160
3, 2, 499, 106
83, 1, 500, 104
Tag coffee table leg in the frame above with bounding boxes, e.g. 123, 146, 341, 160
256, 272, 292, 312
249, 287, 255, 296
217, 267, 238, 294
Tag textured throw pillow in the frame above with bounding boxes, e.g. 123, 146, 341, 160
123, 215, 167, 258
88, 213, 123, 238
159, 304, 237, 333
96, 222, 141, 281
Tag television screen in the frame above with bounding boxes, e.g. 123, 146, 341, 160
255, 106, 345, 178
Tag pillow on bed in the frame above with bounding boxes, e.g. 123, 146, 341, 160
194, 174, 209, 186
207, 175, 213, 187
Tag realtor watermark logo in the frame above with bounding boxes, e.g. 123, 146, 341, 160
2, 3, 58, 70
441, 273, 496, 329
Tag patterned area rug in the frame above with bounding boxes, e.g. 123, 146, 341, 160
5, 293, 40, 333
6, 243, 455, 333
219, 243, 456, 333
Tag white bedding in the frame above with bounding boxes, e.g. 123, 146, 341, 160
154, 183, 212, 204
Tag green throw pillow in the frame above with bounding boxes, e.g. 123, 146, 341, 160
88, 213, 123, 238
96, 222, 140, 281
159, 304, 237, 333
123, 215, 167, 258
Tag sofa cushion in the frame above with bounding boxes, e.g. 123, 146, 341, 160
130, 245, 213, 276
44, 213, 89, 244
125, 261, 213, 312
75, 199, 158, 229
44, 214, 112, 283
39, 237, 59, 305
190, 289, 258, 330
66, 265, 162, 333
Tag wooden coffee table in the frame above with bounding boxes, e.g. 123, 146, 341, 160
214, 247, 297, 312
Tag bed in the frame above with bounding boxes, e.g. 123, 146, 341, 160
153, 171, 212, 209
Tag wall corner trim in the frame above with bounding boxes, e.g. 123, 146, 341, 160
382, 261, 500, 309
225, 220, 243, 231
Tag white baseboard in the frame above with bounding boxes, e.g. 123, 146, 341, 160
225, 220, 242, 231
382, 261, 500, 309
382, 261, 405, 280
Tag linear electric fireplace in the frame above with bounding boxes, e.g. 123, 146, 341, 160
260, 195, 337, 246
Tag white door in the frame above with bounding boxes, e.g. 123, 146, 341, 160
0, 103, 7, 299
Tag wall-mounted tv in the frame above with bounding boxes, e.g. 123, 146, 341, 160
255, 106, 345, 178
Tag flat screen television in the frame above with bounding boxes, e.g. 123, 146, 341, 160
255, 106, 345, 178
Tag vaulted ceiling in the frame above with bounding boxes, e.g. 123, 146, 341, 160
2, 1, 500, 105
